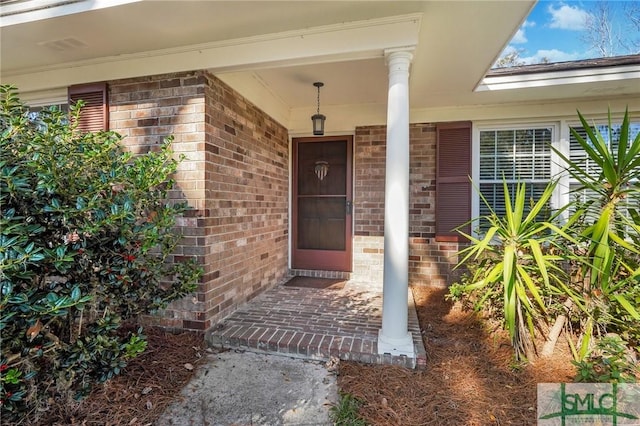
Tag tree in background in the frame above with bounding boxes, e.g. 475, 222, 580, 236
582, 1, 640, 57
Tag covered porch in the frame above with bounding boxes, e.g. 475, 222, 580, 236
206, 276, 426, 369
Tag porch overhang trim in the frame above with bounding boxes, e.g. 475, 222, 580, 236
3, 13, 422, 93
476, 64, 640, 92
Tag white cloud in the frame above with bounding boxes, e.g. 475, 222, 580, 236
548, 4, 591, 31
521, 49, 582, 64
512, 28, 528, 44
511, 19, 535, 45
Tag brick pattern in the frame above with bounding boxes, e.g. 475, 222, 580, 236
352, 123, 464, 287
354, 126, 386, 237
109, 71, 289, 330
199, 73, 289, 326
107, 69, 462, 340
109, 72, 208, 330
206, 282, 426, 369
351, 236, 384, 286
290, 269, 351, 280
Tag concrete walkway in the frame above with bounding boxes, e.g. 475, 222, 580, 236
157, 350, 337, 426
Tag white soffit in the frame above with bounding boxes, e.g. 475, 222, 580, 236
3, 13, 422, 92
477, 64, 640, 92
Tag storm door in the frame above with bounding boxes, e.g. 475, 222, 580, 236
292, 136, 353, 271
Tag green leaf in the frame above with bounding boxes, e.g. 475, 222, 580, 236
612, 294, 640, 320
617, 108, 629, 170
512, 181, 526, 234
29, 253, 45, 262
76, 196, 86, 210
517, 265, 545, 312
579, 319, 593, 361
1, 281, 13, 296
71, 285, 81, 302
503, 182, 515, 235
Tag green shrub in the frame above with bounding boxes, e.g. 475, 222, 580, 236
449, 108, 640, 367
573, 334, 638, 383
0, 86, 201, 422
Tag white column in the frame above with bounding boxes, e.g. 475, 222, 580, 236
378, 48, 415, 357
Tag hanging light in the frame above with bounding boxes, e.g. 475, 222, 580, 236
311, 82, 326, 136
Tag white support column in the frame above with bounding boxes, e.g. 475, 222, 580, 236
378, 47, 415, 357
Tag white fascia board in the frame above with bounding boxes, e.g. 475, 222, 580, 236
17, 86, 67, 106
4, 13, 422, 93
476, 64, 640, 92
0, 0, 143, 27
410, 96, 640, 123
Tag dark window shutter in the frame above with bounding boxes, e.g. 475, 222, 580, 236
436, 121, 471, 241
68, 83, 108, 132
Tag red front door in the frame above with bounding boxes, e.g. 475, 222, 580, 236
292, 136, 353, 271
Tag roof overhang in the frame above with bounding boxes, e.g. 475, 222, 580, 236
2, 1, 638, 131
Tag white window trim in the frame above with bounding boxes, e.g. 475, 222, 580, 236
20, 88, 67, 108
472, 121, 560, 237
472, 115, 639, 237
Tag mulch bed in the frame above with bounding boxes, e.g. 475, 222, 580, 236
35, 328, 207, 426
18, 286, 583, 425
337, 286, 576, 425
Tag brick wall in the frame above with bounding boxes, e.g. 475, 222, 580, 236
352, 126, 386, 285
200, 72, 289, 323
352, 124, 462, 287
109, 71, 289, 330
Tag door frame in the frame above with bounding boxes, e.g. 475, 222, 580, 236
291, 135, 353, 271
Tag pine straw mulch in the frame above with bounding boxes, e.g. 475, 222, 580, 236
337, 286, 577, 425
38, 328, 207, 426
30, 286, 578, 425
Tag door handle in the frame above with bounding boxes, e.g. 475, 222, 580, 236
346, 200, 352, 215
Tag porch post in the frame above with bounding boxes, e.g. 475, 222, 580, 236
378, 47, 415, 357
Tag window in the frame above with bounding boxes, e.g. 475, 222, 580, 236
472, 118, 640, 236
568, 121, 640, 223
27, 103, 69, 129
476, 126, 554, 230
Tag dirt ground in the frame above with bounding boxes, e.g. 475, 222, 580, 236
29, 286, 577, 425
338, 286, 576, 425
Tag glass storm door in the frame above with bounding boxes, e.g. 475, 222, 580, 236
292, 136, 353, 271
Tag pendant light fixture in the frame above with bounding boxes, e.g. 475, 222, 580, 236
311, 82, 326, 136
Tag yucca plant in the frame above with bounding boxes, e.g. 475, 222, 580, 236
552, 108, 640, 359
454, 180, 576, 359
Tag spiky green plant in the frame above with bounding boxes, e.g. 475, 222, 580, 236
553, 108, 640, 357
455, 180, 576, 359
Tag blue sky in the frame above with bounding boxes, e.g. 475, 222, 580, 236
499, 0, 640, 65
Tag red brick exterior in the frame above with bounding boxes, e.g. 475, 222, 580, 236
109, 71, 289, 331
106, 70, 461, 331
352, 124, 462, 287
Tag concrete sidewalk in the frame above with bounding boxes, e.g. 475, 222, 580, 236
156, 350, 338, 426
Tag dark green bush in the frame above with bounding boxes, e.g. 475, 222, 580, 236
0, 86, 201, 422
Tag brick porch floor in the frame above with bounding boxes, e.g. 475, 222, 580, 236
205, 280, 427, 369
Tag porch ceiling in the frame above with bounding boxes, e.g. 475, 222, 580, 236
3, 1, 637, 130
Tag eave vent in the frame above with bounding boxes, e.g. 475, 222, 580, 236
38, 37, 87, 51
